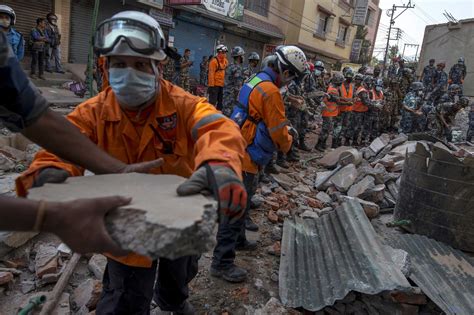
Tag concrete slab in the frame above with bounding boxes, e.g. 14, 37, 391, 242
317, 146, 353, 168
28, 174, 217, 260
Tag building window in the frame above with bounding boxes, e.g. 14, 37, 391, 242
316, 12, 332, 37
337, 24, 348, 44
366, 8, 375, 26
244, 0, 269, 17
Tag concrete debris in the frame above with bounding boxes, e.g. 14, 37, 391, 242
37, 271, 61, 287
272, 173, 296, 190
57, 243, 72, 257
20, 280, 36, 294
0, 153, 15, 171
72, 279, 102, 311
276, 210, 290, 219
35, 244, 59, 278
0, 271, 13, 285
347, 175, 375, 198
390, 141, 418, 156
88, 254, 107, 280
369, 134, 391, 155
317, 146, 353, 168
250, 194, 265, 209
342, 196, 380, 219
260, 185, 272, 196
256, 297, 291, 315
267, 241, 281, 256
359, 184, 385, 204
267, 210, 279, 223
27, 174, 218, 260
293, 183, 311, 194
389, 134, 408, 147
315, 191, 332, 206
314, 170, 334, 190
331, 163, 357, 192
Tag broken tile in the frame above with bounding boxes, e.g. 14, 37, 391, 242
347, 176, 375, 198
27, 174, 218, 260
35, 244, 59, 278
316, 191, 332, 206
331, 164, 357, 192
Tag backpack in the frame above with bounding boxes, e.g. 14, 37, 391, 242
230, 71, 276, 166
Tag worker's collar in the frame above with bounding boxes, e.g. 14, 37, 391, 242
261, 66, 278, 83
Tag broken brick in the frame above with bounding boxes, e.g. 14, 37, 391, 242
267, 211, 279, 223
72, 279, 103, 311
0, 272, 13, 285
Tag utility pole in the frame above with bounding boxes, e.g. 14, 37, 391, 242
401, 43, 420, 61
382, 1, 415, 75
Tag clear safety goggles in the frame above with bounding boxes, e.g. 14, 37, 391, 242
94, 18, 165, 55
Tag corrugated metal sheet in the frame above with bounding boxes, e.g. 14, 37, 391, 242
279, 200, 412, 312
387, 234, 474, 315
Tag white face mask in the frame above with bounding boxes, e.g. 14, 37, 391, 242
109, 67, 158, 108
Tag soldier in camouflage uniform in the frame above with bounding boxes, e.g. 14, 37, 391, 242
284, 75, 309, 155
333, 69, 355, 147
400, 82, 425, 134
222, 46, 245, 117
351, 75, 374, 146
435, 94, 469, 141
369, 78, 385, 140
383, 78, 402, 132
179, 48, 193, 92
449, 57, 467, 95
243, 52, 260, 82
199, 56, 208, 85
163, 58, 176, 83
431, 61, 448, 104
467, 103, 474, 142
421, 58, 436, 93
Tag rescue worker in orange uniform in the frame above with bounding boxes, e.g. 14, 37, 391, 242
352, 75, 374, 146
16, 11, 247, 314
315, 73, 344, 151
208, 44, 228, 110
210, 46, 307, 283
333, 69, 355, 147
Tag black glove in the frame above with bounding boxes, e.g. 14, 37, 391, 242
177, 162, 247, 224
33, 168, 70, 188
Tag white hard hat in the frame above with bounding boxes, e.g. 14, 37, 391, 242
275, 45, 307, 77
216, 44, 228, 53
94, 11, 166, 61
0, 5, 15, 25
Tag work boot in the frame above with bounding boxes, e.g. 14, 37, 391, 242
236, 239, 258, 251
245, 216, 259, 231
315, 139, 326, 152
298, 139, 312, 151
276, 155, 289, 169
210, 264, 247, 283
264, 162, 279, 174
286, 148, 299, 162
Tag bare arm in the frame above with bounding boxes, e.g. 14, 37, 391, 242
0, 195, 129, 255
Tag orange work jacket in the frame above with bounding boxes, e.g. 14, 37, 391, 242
353, 86, 369, 112
208, 56, 228, 87
241, 77, 292, 174
16, 80, 246, 268
322, 85, 340, 117
372, 89, 384, 101
338, 82, 354, 112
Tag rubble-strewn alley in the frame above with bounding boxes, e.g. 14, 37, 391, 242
1, 129, 473, 314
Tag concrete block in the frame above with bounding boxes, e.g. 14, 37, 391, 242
331, 163, 357, 192
369, 134, 390, 155
317, 146, 353, 168
28, 174, 217, 260
347, 176, 375, 198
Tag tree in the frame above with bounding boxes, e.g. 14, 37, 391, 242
354, 26, 372, 65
